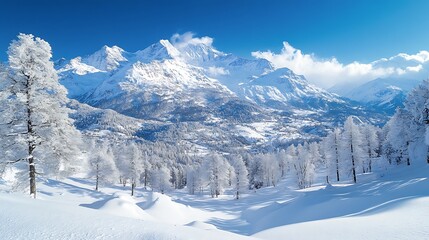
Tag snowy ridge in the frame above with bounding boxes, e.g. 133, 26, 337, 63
59, 57, 103, 75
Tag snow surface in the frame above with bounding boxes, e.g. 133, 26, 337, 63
1, 164, 429, 240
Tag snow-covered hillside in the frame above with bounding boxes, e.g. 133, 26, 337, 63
1, 163, 428, 240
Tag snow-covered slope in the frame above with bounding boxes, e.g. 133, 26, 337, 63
0, 192, 257, 240
1, 162, 428, 240
253, 165, 429, 240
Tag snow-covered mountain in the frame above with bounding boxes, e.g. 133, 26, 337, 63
58, 38, 385, 146
327, 50, 429, 113
346, 77, 422, 114
242, 68, 344, 110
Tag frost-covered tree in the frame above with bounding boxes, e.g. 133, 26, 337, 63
186, 164, 205, 195
128, 142, 143, 196
403, 79, 429, 124
229, 155, 249, 199
248, 155, 264, 189
403, 80, 429, 164
308, 142, 321, 182
140, 151, 152, 189
361, 123, 381, 172
322, 128, 342, 182
186, 165, 197, 195
260, 153, 281, 187
88, 140, 118, 191
284, 144, 297, 177
204, 153, 229, 198
385, 108, 413, 165
151, 165, 171, 194
341, 116, 365, 183
293, 143, 316, 189
277, 149, 289, 178
113, 141, 144, 195
1, 34, 82, 197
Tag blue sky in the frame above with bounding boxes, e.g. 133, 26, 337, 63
1, 0, 429, 63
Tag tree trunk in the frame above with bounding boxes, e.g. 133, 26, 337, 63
29, 155, 36, 198
95, 163, 99, 191
144, 169, 148, 189
426, 146, 429, 164
406, 141, 411, 166
131, 180, 136, 196
351, 143, 357, 183
335, 135, 340, 182
369, 159, 372, 172
26, 75, 36, 198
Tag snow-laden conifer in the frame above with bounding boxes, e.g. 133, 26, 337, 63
1, 34, 83, 197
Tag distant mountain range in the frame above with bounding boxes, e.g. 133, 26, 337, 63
57, 38, 392, 151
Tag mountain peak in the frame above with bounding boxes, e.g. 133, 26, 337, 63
175, 41, 227, 64
83, 45, 128, 71
136, 39, 180, 62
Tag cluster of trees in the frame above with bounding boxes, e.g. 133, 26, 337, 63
283, 82, 429, 188
85, 138, 250, 199
1, 34, 429, 199
282, 117, 382, 188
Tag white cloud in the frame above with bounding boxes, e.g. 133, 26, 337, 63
407, 64, 423, 72
251, 42, 429, 90
207, 66, 229, 76
170, 32, 213, 49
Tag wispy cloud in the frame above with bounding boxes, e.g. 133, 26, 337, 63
252, 42, 429, 90
170, 32, 213, 49
207, 66, 229, 76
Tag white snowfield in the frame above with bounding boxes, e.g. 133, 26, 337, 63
1, 164, 428, 240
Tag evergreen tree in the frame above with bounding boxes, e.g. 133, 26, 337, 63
230, 155, 249, 199
88, 140, 118, 191
204, 153, 228, 198
341, 116, 365, 183
293, 143, 316, 189
361, 123, 381, 172
151, 165, 171, 194
1, 34, 82, 197
384, 108, 412, 165
321, 128, 342, 182
403, 81, 429, 164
